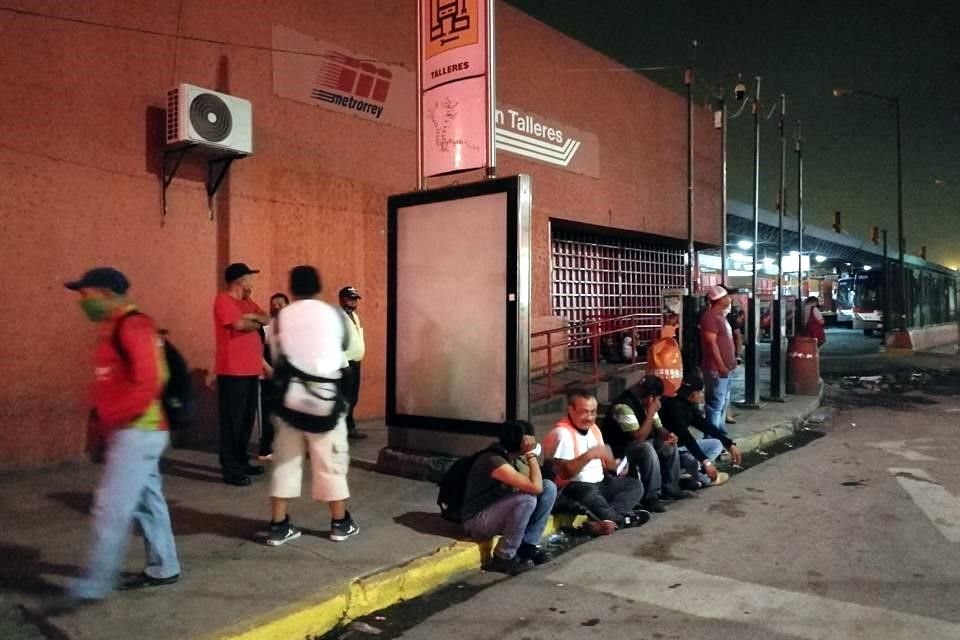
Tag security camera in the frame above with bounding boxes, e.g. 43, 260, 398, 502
734, 74, 747, 102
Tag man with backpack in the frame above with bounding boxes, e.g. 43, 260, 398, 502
264, 266, 359, 546
459, 421, 557, 575
48, 268, 181, 614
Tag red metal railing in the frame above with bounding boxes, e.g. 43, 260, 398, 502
530, 313, 662, 401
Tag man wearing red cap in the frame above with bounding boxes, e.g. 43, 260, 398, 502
214, 262, 270, 486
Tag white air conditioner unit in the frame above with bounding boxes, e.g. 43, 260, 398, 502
166, 83, 252, 155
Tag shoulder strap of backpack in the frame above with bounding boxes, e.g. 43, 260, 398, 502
555, 423, 585, 459
111, 309, 143, 366
272, 309, 342, 384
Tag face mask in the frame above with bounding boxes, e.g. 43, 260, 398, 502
80, 298, 109, 322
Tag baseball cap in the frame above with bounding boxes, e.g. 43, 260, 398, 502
224, 262, 259, 283
338, 286, 362, 299
64, 267, 130, 295
635, 374, 665, 397
706, 285, 729, 301
678, 376, 706, 395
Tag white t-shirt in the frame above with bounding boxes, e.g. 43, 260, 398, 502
548, 425, 605, 484
268, 299, 345, 378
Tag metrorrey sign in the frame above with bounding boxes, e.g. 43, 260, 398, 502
271, 25, 599, 178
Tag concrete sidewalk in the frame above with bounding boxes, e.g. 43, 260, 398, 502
0, 398, 821, 640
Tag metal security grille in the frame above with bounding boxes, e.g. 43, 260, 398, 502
551, 228, 686, 354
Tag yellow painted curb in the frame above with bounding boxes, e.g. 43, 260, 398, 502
199, 514, 587, 640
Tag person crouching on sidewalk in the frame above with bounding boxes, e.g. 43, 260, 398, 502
47, 268, 181, 615
461, 420, 558, 575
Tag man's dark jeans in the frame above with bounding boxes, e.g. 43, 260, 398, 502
563, 475, 644, 526
625, 439, 682, 499
342, 360, 362, 434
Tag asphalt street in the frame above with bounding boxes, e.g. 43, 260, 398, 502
339, 365, 960, 640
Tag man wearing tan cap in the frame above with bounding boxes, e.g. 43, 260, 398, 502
698, 285, 737, 433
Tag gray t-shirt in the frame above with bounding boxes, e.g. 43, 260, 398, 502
699, 308, 736, 373
461, 449, 515, 521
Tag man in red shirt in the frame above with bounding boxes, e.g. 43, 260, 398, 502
46, 267, 180, 614
215, 263, 270, 486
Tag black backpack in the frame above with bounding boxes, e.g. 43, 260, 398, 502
113, 311, 196, 430
601, 402, 633, 460
437, 445, 506, 524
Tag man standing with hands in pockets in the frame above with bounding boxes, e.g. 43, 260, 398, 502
339, 286, 367, 440
699, 285, 738, 433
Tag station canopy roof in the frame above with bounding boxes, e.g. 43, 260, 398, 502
724, 200, 957, 277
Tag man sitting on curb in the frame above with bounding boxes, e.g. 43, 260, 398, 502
461, 421, 558, 575
659, 377, 742, 488
543, 389, 648, 536
603, 375, 690, 514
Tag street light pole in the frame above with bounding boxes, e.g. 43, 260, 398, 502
795, 120, 804, 300
894, 96, 906, 331
720, 96, 728, 284
795, 120, 804, 335
770, 93, 787, 400
680, 45, 702, 379
833, 87, 906, 332
686, 65, 696, 293
744, 76, 762, 407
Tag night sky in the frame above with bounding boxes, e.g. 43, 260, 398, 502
504, 0, 960, 268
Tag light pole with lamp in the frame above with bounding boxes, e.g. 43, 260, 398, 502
832, 88, 906, 334
734, 75, 763, 407
794, 120, 805, 333
769, 93, 788, 401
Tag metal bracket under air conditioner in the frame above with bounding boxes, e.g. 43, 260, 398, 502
161, 144, 245, 221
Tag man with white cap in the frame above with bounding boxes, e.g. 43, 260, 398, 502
699, 285, 737, 433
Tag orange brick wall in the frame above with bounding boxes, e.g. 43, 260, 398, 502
0, 0, 719, 467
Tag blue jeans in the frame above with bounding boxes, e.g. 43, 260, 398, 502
703, 370, 732, 434
464, 480, 558, 559
679, 438, 725, 486
71, 429, 181, 599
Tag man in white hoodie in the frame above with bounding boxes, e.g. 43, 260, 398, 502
265, 266, 359, 546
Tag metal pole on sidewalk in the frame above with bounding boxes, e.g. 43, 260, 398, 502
882, 229, 890, 344
485, 0, 497, 179
744, 77, 762, 407
681, 55, 700, 375
770, 93, 787, 400
415, 0, 424, 190
720, 97, 729, 284
795, 120, 804, 329
685, 63, 696, 292
894, 97, 906, 331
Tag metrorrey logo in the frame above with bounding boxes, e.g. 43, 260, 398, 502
311, 51, 392, 119
494, 108, 582, 168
